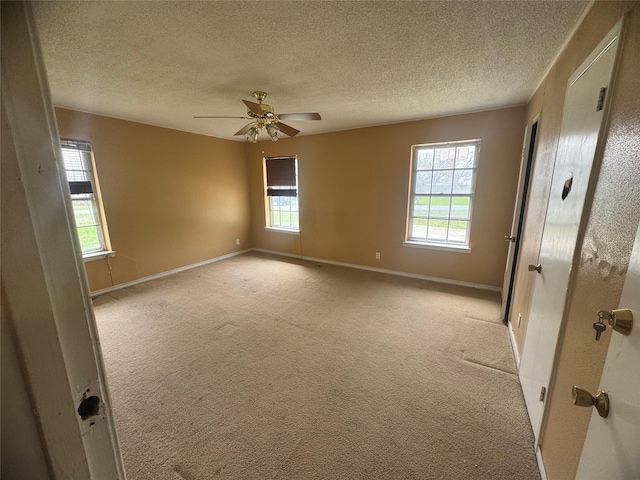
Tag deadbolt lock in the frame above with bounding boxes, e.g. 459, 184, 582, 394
572, 386, 610, 418
597, 308, 634, 336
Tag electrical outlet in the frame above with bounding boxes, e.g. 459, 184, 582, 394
236, 239, 240, 246
375, 252, 380, 260
517, 313, 522, 328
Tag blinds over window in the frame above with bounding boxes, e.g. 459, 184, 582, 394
266, 157, 297, 197
60, 139, 94, 194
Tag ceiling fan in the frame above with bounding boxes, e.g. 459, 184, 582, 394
194, 91, 321, 143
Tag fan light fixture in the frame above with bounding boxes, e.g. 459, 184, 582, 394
244, 126, 259, 143
266, 123, 280, 142
244, 122, 282, 143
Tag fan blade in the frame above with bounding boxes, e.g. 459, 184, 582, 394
194, 115, 249, 119
242, 100, 263, 116
277, 112, 321, 121
234, 123, 254, 136
276, 122, 300, 137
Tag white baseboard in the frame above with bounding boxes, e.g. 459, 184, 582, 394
92, 247, 502, 298
508, 322, 521, 369
252, 248, 501, 292
536, 446, 548, 480
90, 249, 251, 297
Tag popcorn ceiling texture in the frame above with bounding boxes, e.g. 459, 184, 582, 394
32, 0, 587, 140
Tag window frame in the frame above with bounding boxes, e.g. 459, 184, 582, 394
404, 139, 480, 253
60, 139, 114, 260
264, 156, 300, 233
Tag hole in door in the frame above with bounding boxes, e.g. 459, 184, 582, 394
78, 395, 101, 421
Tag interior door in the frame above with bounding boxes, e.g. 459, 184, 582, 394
575, 221, 640, 479
501, 118, 538, 322
518, 21, 622, 443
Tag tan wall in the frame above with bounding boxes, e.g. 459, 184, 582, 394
1, 90, 51, 479
508, 2, 640, 478
1, 304, 51, 478
248, 107, 526, 288
55, 109, 252, 292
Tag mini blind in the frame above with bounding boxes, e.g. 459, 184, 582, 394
266, 157, 297, 197
60, 139, 94, 194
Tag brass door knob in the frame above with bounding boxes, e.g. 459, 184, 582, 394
597, 308, 634, 336
572, 386, 609, 418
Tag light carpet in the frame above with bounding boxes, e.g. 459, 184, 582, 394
93, 252, 540, 479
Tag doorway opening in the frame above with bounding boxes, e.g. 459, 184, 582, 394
503, 119, 538, 324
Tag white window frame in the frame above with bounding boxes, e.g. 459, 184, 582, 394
264, 156, 300, 233
60, 139, 114, 259
404, 139, 480, 253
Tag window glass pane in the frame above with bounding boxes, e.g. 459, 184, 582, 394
280, 212, 291, 227
416, 149, 433, 170
434, 147, 455, 169
72, 197, 100, 227
432, 170, 453, 194
455, 146, 476, 169
292, 212, 299, 229
77, 226, 102, 251
415, 171, 432, 194
453, 169, 474, 194
447, 221, 468, 243
429, 196, 451, 219
427, 219, 448, 242
407, 141, 478, 248
412, 196, 430, 218
450, 197, 471, 219
410, 218, 427, 241
61, 141, 110, 254
291, 197, 299, 212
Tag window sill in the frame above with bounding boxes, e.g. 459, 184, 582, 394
403, 241, 471, 254
264, 227, 300, 235
83, 250, 116, 262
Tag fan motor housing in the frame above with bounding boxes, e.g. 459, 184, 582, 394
248, 104, 274, 118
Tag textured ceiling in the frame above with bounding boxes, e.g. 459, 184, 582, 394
32, 1, 588, 141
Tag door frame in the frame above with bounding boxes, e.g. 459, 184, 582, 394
501, 115, 540, 323
1, 2, 125, 477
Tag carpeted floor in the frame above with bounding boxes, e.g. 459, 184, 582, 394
93, 252, 540, 479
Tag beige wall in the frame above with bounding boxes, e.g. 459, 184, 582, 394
248, 107, 525, 288
55, 109, 252, 292
1, 89, 51, 479
508, 2, 640, 478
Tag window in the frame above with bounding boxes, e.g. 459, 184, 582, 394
405, 140, 479, 250
264, 156, 299, 232
60, 139, 111, 257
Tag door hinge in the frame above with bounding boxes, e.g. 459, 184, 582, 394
539, 386, 547, 402
596, 87, 607, 111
